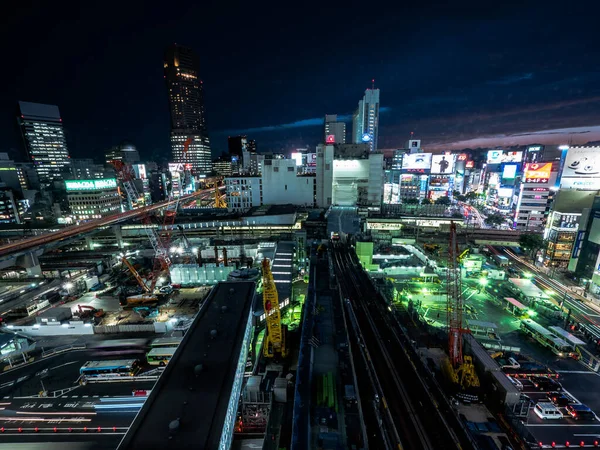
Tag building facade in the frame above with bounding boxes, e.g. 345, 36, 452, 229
105, 142, 140, 165
352, 88, 380, 152
316, 144, 334, 208
17, 101, 70, 185
261, 159, 315, 206
324, 114, 346, 144
65, 178, 121, 221
213, 157, 233, 176
514, 162, 557, 231
224, 176, 262, 212
71, 159, 109, 180
164, 44, 211, 175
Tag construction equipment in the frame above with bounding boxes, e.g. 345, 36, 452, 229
458, 248, 470, 263
444, 221, 480, 390
261, 258, 287, 358
214, 183, 227, 208
76, 305, 105, 319
111, 159, 175, 301
123, 294, 158, 308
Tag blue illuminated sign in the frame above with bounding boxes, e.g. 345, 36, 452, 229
361, 133, 371, 142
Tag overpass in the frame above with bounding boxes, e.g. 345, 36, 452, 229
0, 190, 207, 270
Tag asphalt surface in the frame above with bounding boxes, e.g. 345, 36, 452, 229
0, 344, 159, 449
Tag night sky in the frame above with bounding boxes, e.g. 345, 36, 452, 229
1, 1, 599, 161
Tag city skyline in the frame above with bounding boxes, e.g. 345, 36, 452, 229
1, 3, 599, 160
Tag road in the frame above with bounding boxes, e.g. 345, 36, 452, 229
332, 245, 475, 450
502, 248, 600, 341
0, 190, 206, 259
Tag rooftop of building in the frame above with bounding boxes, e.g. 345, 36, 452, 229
118, 281, 255, 450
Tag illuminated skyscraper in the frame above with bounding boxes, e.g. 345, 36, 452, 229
164, 44, 211, 175
17, 101, 71, 185
352, 86, 380, 152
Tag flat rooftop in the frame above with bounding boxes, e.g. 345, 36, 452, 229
119, 281, 255, 450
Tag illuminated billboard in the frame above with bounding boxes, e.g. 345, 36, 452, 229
402, 153, 432, 171
291, 152, 303, 166
562, 147, 600, 178
65, 178, 117, 191
498, 187, 514, 198
431, 155, 455, 174
487, 150, 523, 164
487, 150, 503, 164
524, 162, 552, 183
168, 163, 184, 173
502, 164, 517, 179
306, 153, 316, 166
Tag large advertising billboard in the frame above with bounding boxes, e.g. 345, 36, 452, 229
562, 147, 600, 177
524, 162, 552, 183
431, 155, 455, 174
402, 153, 432, 171
487, 150, 523, 164
502, 164, 518, 179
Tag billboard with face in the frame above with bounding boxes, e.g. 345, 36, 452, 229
431, 155, 455, 174
402, 153, 432, 171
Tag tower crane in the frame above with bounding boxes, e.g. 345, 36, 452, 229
110, 160, 171, 294
261, 258, 286, 358
445, 221, 479, 390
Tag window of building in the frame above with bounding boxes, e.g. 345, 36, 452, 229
287, 166, 294, 172
274, 167, 279, 172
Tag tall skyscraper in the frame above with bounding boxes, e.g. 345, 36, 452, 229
352, 85, 380, 152
164, 44, 211, 175
324, 114, 346, 144
17, 101, 71, 184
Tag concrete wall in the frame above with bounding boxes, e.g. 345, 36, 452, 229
8, 322, 95, 336
262, 159, 314, 206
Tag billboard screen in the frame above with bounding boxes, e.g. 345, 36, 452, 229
498, 187, 514, 198
487, 150, 504, 164
402, 153, 432, 171
168, 163, 184, 173
502, 164, 518, 179
524, 162, 552, 183
65, 178, 117, 191
306, 153, 316, 165
562, 147, 600, 178
487, 150, 523, 164
431, 155, 455, 174
504, 151, 523, 163
291, 152, 303, 166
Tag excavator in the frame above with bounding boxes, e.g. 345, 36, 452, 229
76, 305, 105, 323
261, 258, 287, 358
120, 257, 158, 308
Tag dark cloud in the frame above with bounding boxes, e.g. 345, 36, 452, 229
0, 1, 599, 158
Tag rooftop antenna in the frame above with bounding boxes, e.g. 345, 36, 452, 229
371, 78, 375, 90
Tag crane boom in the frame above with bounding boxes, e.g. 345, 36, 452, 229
262, 258, 286, 358
121, 257, 150, 293
447, 221, 464, 367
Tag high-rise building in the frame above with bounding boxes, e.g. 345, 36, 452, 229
352, 87, 380, 152
105, 141, 140, 165
164, 44, 211, 175
71, 158, 109, 180
17, 101, 71, 185
324, 114, 346, 144
65, 178, 121, 221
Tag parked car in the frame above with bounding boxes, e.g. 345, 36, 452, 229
530, 376, 562, 392
507, 376, 523, 391
566, 404, 597, 421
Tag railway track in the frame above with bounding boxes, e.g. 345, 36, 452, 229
333, 244, 474, 450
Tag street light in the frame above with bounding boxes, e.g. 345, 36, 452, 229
479, 278, 488, 287
64, 282, 74, 290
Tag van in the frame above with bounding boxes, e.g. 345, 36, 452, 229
534, 402, 563, 420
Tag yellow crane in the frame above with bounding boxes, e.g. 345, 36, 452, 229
214, 184, 227, 208
120, 257, 158, 307
262, 258, 286, 358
